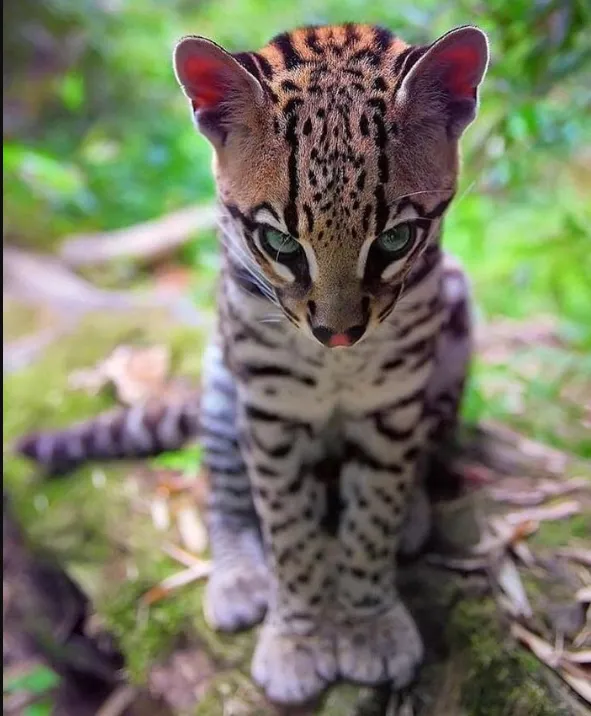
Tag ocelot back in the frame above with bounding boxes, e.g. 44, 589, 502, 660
17, 22, 489, 705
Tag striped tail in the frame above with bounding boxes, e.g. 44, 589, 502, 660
14, 392, 200, 477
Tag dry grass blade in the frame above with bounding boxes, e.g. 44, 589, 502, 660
96, 685, 138, 716
176, 502, 208, 555
489, 477, 589, 506
483, 421, 572, 474
140, 561, 211, 606
560, 672, 591, 706
495, 556, 533, 619
511, 623, 591, 704
562, 650, 591, 665
150, 491, 171, 532
469, 517, 536, 569
505, 500, 581, 526
425, 554, 490, 571
161, 542, 205, 567
556, 548, 591, 568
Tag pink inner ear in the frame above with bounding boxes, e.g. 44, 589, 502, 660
438, 46, 480, 99
182, 56, 228, 109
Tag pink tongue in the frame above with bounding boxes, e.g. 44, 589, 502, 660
328, 333, 351, 348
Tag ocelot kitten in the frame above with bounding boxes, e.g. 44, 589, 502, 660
174, 23, 488, 704
16, 22, 489, 705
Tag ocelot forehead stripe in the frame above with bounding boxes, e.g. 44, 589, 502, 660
255, 24, 405, 77
231, 25, 428, 248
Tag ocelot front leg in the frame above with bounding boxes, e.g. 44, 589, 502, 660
239, 404, 337, 704
335, 401, 426, 686
200, 344, 269, 632
399, 256, 473, 555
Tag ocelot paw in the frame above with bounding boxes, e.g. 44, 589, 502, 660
398, 485, 432, 557
251, 617, 337, 704
204, 558, 269, 632
336, 601, 423, 687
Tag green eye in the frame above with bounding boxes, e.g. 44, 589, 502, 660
261, 227, 301, 257
376, 224, 414, 256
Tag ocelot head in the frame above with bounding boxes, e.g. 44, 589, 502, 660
173, 24, 488, 347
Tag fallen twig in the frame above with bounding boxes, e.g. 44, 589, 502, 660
60, 204, 218, 267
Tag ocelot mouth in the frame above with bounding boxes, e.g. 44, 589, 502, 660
328, 333, 352, 348
311, 323, 367, 348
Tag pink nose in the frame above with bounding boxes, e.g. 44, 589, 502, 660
328, 333, 352, 348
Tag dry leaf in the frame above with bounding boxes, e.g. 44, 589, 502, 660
103, 344, 171, 404
68, 343, 171, 404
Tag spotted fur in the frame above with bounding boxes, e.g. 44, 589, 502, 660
15, 22, 489, 705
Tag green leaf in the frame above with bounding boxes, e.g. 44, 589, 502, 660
4, 665, 60, 695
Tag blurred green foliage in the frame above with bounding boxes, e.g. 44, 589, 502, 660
3, 0, 591, 453
3, 663, 59, 715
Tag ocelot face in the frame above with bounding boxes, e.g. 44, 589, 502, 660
174, 24, 488, 347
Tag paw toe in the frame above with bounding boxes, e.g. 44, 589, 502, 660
204, 564, 268, 632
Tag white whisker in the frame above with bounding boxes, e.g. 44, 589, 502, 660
220, 231, 280, 307
392, 188, 453, 203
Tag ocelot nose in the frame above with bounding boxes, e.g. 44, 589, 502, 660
312, 324, 367, 348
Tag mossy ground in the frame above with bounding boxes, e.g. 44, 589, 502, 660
3, 307, 589, 715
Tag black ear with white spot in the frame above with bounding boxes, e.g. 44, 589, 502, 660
397, 26, 489, 138
173, 36, 265, 146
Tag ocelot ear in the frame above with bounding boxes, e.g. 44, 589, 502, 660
173, 36, 266, 146
397, 26, 489, 139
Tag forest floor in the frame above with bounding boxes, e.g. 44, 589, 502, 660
3, 248, 590, 716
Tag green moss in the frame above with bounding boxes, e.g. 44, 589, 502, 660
530, 513, 591, 549
3, 309, 204, 439
448, 600, 567, 716
194, 671, 269, 715
3, 307, 210, 685
101, 574, 202, 684
3, 298, 54, 342
190, 582, 257, 668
